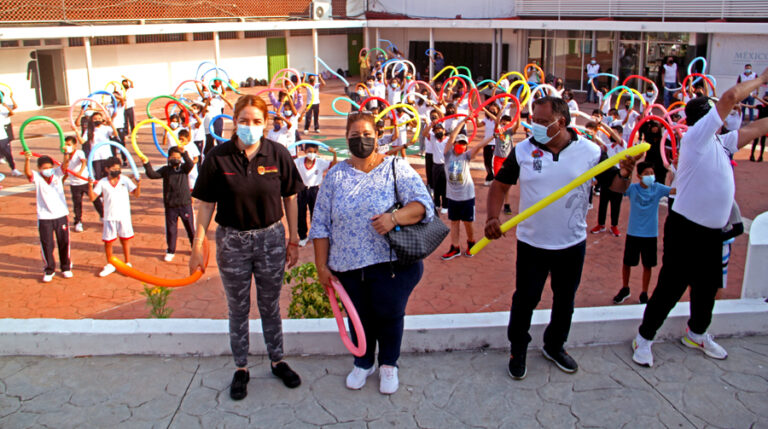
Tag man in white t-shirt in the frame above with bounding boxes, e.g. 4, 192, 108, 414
661, 56, 679, 107
294, 144, 336, 246
24, 152, 73, 282
737, 64, 758, 121
585, 57, 600, 103
303, 74, 325, 133
0, 96, 22, 176
121, 76, 135, 133
486, 96, 639, 379
632, 67, 768, 368
89, 156, 141, 277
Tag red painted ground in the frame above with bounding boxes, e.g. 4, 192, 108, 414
0, 82, 764, 320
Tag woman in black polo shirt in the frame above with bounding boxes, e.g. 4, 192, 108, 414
190, 94, 305, 400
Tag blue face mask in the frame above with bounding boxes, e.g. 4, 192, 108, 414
531, 120, 559, 144
642, 175, 656, 187
236, 125, 264, 146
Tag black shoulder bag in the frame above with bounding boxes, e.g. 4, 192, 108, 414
386, 158, 449, 265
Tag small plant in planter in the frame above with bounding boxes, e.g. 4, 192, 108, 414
141, 284, 173, 319
285, 262, 343, 319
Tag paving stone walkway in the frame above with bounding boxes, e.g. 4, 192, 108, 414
2, 335, 767, 428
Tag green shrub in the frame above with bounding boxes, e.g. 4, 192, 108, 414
285, 262, 344, 319
141, 284, 173, 318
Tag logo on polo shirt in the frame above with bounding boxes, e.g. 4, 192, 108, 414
257, 166, 279, 175
532, 149, 543, 173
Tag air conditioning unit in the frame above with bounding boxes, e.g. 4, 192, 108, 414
311, 1, 332, 20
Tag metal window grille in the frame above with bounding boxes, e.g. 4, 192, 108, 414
245, 30, 285, 38
193, 32, 214, 41
135, 33, 186, 44
290, 29, 312, 36
514, 0, 768, 20
69, 37, 84, 47
1, 41, 21, 48
218, 31, 239, 40
93, 36, 129, 45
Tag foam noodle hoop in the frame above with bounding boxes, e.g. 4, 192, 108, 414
0, 82, 13, 97
21, 151, 89, 182
172, 79, 208, 98
477, 79, 505, 92
431, 113, 478, 143
615, 87, 647, 110
602, 85, 640, 110
316, 57, 350, 87
209, 77, 241, 95
365, 47, 388, 63
376, 103, 422, 144
208, 114, 233, 143
643, 103, 668, 119
326, 279, 366, 357
470, 143, 651, 255
164, 100, 190, 127
105, 81, 126, 98
455, 66, 473, 81
682, 73, 716, 97
358, 96, 395, 123
627, 115, 677, 151
146, 95, 194, 120
431, 65, 458, 82
331, 97, 361, 116
286, 140, 332, 152
199, 66, 231, 83
269, 68, 301, 89
87, 141, 140, 181
524, 63, 545, 83
195, 61, 218, 80
588, 73, 620, 93
288, 83, 316, 108
668, 101, 686, 111
405, 80, 438, 101
19, 116, 65, 154
474, 93, 521, 132
131, 118, 182, 163
688, 57, 708, 85
528, 84, 562, 112
660, 124, 686, 167
355, 83, 373, 98
506, 80, 532, 108
83, 90, 117, 111
439, 76, 468, 102
69, 98, 111, 131
111, 237, 210, 288
622, 75, 658, 102
0, 172, 4, 182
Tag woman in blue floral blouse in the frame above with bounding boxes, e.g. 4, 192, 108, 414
310, 111, 434, 395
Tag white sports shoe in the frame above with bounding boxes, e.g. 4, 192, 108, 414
62, 270, 74, 279
74, 223, 84, 232
345, 365, 375, 390
682, 329, 728, 360
299, 238, 309, 247
379, 365, 399, 395
632, 333, 654, 367
164, 253, 175, 262
42, 273, 55, 283
11, 169, 23, 177
440, 208, 448, 215
99, 263, 116, 277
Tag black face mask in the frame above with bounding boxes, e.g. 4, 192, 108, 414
274, 123, 281, 131
434, 132, 445, 139
348, 136, 376, 158
93, 121, 103, 126
108, 170, 121, 178
169, 159, 182, 168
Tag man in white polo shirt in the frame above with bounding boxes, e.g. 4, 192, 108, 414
661, 56, 679, 107
485, 96, 639, 380
632, 67, 768, 368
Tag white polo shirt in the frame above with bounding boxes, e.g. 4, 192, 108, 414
124, 87, 135, 109
66, 149, 90, 186
672, 108, 739, 229
429, 131, 449, 164
663, 63, 678, 84
294, 156, 331, 187
93, 175, 137, 222
33, 169, 69, 220
91, 126, 115, 161
496, 131, 607, 250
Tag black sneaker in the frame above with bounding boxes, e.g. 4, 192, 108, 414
230, 369, 249, 400
613, 287, 630, 304
507, 349, 527, 380
542, 348, 578, 373
503, 204, 514, 215
271, 361, 301, 388
639, 292, 649, 304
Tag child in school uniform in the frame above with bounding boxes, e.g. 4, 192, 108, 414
143, 146, 195, 262
268, 113, 296, 157
25, 152, 73, 282
613, 161, 674, 305
168, 129, 200, 191
63, 135, 100, 232
294, 143, 337, 247
89, 157, 141, 277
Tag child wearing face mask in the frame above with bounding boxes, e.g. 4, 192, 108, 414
304, 74, 325, 133
613, 161, 674, 305
424, 121, 449, 214
64, 135, 100, 232
24, 152, 73, 283
109, 91, 128, 166
169, 129, 200, 191
737, 64, 757, 122
268, 113, 296, 157
386, 77, 403, 106
294, 143, 337, 247
143, 146, 194, 262
88, 112, 120, 183
89, 156, 141, 277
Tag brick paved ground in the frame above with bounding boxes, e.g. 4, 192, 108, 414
0, 81, 764, 320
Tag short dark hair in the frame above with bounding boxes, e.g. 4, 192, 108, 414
65, 136, 77, 144
684, 96, 715, 127
500, 115, 512, 122
592, 109, 603, 116
611, 125, 623, 134
37, 155, 54, 168
104, 156, 122, 169
745, 64, 752, 68
532, 96, 571, 126
304, 143, 318, 151
585, 121, 598, 130
637, 161, 655, 174
177, 129, 190, 140
168, 146, 182, 157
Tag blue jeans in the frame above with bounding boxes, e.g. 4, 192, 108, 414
333, 261, 423, 368
586, 79, 597, 103
508, 240, 586, 355
742, 95, 756, 121
663, 82, 678, 107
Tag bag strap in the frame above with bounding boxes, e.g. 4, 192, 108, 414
391, 157, 402, 206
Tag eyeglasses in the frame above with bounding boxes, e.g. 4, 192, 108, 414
347, 110, 374, 118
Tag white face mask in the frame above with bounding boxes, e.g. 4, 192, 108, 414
357, 90, 365, 97
642, 175, 656, 187
306, 152, 317, 161
65, 145, 74, 154
170, 122, 180, 129
236, 125, 264, 146
590, 60, 597, 65
745, 69, 752, 75
41, 168, 55, 178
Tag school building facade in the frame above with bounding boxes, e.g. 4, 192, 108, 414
1, 0, 767, 111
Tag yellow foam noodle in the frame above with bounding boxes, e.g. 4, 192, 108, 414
375, 103, 421, 144
469, 143, 650, 255
131, 118, 181, 163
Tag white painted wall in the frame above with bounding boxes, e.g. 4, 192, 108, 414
0, 48, 44, 111
286, 34, 348, 75
709, 33, 768, 96
369, 0, 516, 19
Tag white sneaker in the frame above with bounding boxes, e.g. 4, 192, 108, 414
0, 158, 5, 164
484, 180, 493, 186
99, 263, 116, 277
11, 169, 23, 177
345, 365, 376, 390
379, 365, 399, 395
299, 238, 309, 247
632, 333, 654, 367
164, 253, 175, 262
682, 329, 728, 360
62, 270, 74, 279
74, 223, 84, 232
440, 208, 448, 215
42, 273, 54, 283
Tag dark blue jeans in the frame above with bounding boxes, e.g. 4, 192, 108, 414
333, 261, 423, 369
508, 240, 586, 355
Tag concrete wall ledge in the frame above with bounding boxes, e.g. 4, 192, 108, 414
1, 298, 766, 357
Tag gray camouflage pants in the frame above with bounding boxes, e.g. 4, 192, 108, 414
216, 222, 286, 367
